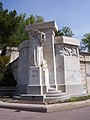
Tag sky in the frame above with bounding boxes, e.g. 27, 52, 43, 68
1, 0, 90, 40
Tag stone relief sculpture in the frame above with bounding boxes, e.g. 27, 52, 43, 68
55, 44, 78, 57
63, 47, 77, 57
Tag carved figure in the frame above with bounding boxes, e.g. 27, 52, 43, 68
29, 29, 47, 67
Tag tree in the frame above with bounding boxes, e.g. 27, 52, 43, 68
26, 15, 44, 25
8, 13, 29, 47
55, 26, 74, 37
0, 2, 21, 48
8, 14, 44, 46
81, 33, 90, 52
0, 2, 3, 11
0, 2, 44, 47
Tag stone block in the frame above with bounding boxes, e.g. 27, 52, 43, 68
27, 86, 41, 94
65, 57, 80, 71
25, 21, 58, 32
55, 36, 80, 46
29, 66, 42, 85
66, 84, 84, 94
65, 71, 81, 84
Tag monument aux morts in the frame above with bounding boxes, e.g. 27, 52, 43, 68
9, 21, 87, 102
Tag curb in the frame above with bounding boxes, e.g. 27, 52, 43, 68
0, 102, 47, 112
0, 100, 90, 112
47, 99, 90, 112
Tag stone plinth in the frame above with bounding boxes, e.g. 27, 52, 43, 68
55, 36, 84, 95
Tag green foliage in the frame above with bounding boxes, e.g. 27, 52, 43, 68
0, 2, 44, 47
81, 33, 90, 52
55, 26, 74, 37
8, 14, 29, 46
0, 3, 21, 47
0, 56, 10, 81
65, 95, 90, 102
0, 2, 3, 11
26, 15, 44, 24
0, 67, 17, 86
8, 14, 44, 47
0, 55, 16, 86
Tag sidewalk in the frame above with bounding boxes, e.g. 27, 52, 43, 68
0, 99, 90, 112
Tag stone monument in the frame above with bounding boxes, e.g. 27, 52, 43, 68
16, 21, 84, 102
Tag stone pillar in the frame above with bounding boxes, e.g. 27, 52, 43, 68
26, 21, 58, 89
43, 29, 57, 86
55, 36, 84, 95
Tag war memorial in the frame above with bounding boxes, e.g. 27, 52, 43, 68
7, 21, 90, 103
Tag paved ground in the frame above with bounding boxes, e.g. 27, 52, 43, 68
0, 106, 90, 120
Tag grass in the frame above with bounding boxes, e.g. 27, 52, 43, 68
64, 95, 90, 103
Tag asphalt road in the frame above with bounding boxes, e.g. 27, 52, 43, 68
0, 106, 90, 120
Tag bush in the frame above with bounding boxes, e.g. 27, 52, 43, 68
0, 55, 17, 86
0, 67, 17, 86
0, 56, 10, 81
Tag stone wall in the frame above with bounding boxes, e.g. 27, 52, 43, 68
6, 47, 19, 63
79, 52, 90, 94
10, 58, 18, 82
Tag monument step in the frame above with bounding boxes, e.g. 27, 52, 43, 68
45, 87, 70, 102
46, 90, 62, 94
44, 95, 70, 102
48, 87, 56, 91
46, 92, 66, 97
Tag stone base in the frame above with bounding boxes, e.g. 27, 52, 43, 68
20, 94, 44, 101
27, 85, 47, 95
56, 84, 84, 95
16, 85, 27, 94
66, 84, 84, 94
27, 86, 42, 94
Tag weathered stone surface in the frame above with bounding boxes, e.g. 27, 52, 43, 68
29, 66, 41, 85
55, 36, 83, 94
25, 21, 58, 32
55, 36, 80, 46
